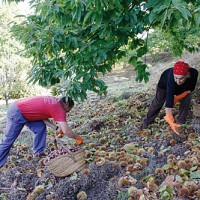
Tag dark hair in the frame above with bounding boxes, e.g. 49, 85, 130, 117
61, 96, 74, 107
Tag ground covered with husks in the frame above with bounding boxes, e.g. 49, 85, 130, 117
0, 89, 200, 200
0, 58, 200, 200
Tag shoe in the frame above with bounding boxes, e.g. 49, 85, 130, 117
140, 123, 149, 130
39, 153, 46, 157
177, 120, 186, 125
33, 153, 46, 158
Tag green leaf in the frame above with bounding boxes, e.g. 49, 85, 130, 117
98, 49, 107, 60
69, 172, 78, 180
83, 74, 90, 82
95, 13, 103, 27
83, 11, 93, 25
174, 6, 191, 20
190, 166, 198, 172
194, 13, 200, 26
159, 184, 167, 192
89, 148, 96, 152
193, 7, 200, 13
143, 72, 150, 83
137, 46, 148, 57
145, 0, 161, 9
162, 164, 172, 170
79, 92, 86, 101
161, 191, 170, 199
179, 169, 190, 176
172, 0, 187, 7
149, 12, 158, 24
116, 50, 126, 59
175, 175, 183, 182
165, 187, 174, 193
161, 9, 168, 29
95, 79, 105, 88
128, 54, 137, 65
154, 5, 168, 14
77, 6, 82, 22
190, 170, 200, 179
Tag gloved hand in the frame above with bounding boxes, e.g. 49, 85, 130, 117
174, 91, 190, 105
164, 113, 181, 135
75, 135, 84, 145
56, 127, 64, 137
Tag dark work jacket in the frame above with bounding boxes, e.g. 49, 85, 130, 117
157, 67, 198, 108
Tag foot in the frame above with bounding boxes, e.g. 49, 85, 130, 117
140, 123, 149, 130
33, 153, 46, 158
177, 120, 186, 125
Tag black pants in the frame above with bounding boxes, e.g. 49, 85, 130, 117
142, 86, 191, 128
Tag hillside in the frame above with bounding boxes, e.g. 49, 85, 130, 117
0, 52, 200, 200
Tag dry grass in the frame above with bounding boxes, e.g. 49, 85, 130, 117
181, 51, 200, 67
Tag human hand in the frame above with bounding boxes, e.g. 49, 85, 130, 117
169, 122, 181, 135
164, 113, 181, 135
75, 135, 84, 145
56, 127, 64, 137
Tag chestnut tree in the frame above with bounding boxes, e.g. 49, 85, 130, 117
7, 0, 200, 101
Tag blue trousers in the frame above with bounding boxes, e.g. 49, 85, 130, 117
0, 102, 47, 167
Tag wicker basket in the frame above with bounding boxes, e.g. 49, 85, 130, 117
193, 101, 200, 117
44, 147, 85, 177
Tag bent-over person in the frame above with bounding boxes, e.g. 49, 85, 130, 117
0, 96, 83, 168
142, 61, 198, 135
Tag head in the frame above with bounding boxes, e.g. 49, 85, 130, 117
61, 96, 74, 112
173, 61, 190, 85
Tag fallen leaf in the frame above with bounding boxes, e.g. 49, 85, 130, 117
164, 175, 175, 187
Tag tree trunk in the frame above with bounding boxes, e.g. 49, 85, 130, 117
3, 94, 9, 107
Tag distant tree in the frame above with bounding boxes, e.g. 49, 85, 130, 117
6, 0, 200, 101
0, 57, 22, 106
142, 26, 200, 61
0, 2, 31, 105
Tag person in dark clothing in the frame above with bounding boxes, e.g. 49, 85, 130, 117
142, 61, 199, 135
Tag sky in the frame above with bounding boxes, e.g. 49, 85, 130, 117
17, 1, 33, 15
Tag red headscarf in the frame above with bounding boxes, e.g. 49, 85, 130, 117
173, 61, 190, 75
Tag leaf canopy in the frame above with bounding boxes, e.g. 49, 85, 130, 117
7, 0, 200, 101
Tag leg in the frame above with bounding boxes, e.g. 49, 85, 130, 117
142, 86, 166, 128
26, 121, 47, 154
0, 103, 26, 167
177, 93, 191, 124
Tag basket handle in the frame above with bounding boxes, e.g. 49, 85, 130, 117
64, 145, 77, 162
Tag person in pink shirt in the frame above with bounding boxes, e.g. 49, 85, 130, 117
0, 96, 83, 168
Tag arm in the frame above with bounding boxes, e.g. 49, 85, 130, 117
43, 119, 58, 130
58, 121, 77, 139
43, 119, 65, 137
174, 90, 191, 104
58, 121, 83, 144
164, 108, 180, 135
165, 108, 173, 114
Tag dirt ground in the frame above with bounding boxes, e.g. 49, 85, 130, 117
0, 52, 200, 200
